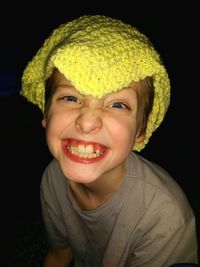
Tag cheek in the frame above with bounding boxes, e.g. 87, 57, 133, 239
45, 112, 70, 144
46, 108, 74, 131
107, 116, 137, 147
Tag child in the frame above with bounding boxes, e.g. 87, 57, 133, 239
21, 15, 198, 267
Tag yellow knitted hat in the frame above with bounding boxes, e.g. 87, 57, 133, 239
21, 15, 170, 151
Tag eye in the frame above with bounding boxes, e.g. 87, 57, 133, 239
60, 95, 80, 103
111, 102, 129, 109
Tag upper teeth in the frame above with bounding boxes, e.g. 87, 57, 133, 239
78, 144, 93, 154
67, 144, 102, 158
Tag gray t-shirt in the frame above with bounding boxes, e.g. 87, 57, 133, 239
40, 152, 198, 266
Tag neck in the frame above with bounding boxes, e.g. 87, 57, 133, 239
68, 162, 125, 210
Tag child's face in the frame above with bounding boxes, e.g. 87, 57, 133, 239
42, 70, 144, 184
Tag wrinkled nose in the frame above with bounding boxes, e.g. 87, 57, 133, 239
75, 108, 103, 134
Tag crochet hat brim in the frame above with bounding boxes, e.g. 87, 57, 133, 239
21, 15, 170, 151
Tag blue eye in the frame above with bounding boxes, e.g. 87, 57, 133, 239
111, 102, 128, 109
62, 96, 80, 103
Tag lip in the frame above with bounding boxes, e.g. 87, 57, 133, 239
61, 139, 109, 164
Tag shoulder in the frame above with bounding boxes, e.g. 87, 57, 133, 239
43, 158, 60, 174
41, 158, 66, 192
126, 152, 194, 224
127, 152, 185, 196
127, 151, 174, 182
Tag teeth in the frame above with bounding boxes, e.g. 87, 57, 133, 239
67, 143, 104, 158
78, 144, 93, 154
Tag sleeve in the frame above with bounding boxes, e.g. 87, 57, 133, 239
40, 162, 70, 249
127, 204, 198, 267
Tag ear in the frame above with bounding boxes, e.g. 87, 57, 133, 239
41, 116, 47, 128
135, 132, 145, 144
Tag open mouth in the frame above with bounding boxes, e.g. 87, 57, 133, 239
61, 139, 109, 163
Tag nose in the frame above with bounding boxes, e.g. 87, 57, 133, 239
75, 107, 103, 134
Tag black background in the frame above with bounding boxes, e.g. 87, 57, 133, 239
0, 1, 199, 263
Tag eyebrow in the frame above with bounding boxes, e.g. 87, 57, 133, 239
55, 84, 74, 89
53, 84, 83, 97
